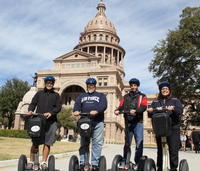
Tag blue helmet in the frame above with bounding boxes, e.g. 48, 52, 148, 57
86, 77, 97, 85
44, 75, 55, 83
129, 78, 140, 86
159, 81, 171, 90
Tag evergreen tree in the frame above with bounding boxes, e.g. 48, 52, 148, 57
0, 78, 30, 128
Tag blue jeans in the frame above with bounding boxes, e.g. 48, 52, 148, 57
123, 121, 143, 164
79, 121, 104, 166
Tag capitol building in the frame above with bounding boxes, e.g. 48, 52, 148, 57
14, 0, 156, 144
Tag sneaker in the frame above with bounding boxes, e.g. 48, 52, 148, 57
84, 164, 90, 171
41, 162, 48, 170
124, 164, 129, 170
131, 163, 137, 170
80, 164, 85, 170
26, 162, 33, 169
92, 165, 99, 171
32, 164, 40, 170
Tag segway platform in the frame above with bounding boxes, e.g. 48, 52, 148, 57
18, 113, 56, 171
112, 154, 156, 171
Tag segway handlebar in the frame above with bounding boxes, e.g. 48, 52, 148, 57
152, 106, 168, 113
31, 113, 43, 116
80, 112, 91, 116
115, 109, 136, 115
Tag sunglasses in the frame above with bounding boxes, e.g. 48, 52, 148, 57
45, 81, 54, 85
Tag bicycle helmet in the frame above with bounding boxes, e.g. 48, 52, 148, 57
44, 75, 55, 83
159, 81, 171, 90
129, 78, 140, 86
86, 78, 97, 85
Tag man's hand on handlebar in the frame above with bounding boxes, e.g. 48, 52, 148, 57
90, 110, 98, 115
44, 112, 52, 119
73, 111, 81, 117
28, 111, 33, 115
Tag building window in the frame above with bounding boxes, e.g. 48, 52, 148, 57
100, 34, 103, 41
105, 35, 108, 41
98, 77, 108, 86
94, 34, 97, 41
98, 78, 103, 86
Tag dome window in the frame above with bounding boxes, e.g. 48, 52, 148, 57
105, 35, 108, 41
100, 34, 103, 41
94, 34, 97, 41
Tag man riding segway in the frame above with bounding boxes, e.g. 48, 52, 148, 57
114, 78, 147, 170
73, 77, 107, 171
26, 75, 61, 170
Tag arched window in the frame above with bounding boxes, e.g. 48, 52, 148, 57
88, 35, 91, 41
105, 35, 108, 41
94, 34, 97, 41
100, 34, 103, 41
105, 55, 108, 62
111, 37, 113, 42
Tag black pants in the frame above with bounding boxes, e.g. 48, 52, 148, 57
194, 142, 200, 153
156, 125, 180, 171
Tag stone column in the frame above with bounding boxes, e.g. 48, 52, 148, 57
117, 50, 119, 66
14, 114, 21, 130
111, 48, 114, 64
103, 46, 106, 63
95, 46, 97, 56
104, 123, 110, 143
110, 123, 116, 142
121, 128, 125, 143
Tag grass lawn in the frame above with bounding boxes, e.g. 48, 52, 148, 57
0, 137, 79, 161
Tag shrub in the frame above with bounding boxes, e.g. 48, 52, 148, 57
0, 129, 30, 138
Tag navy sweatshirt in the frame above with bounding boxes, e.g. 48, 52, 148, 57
73, 91, 107, 122
150, 97, 183, 126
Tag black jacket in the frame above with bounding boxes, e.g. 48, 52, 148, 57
150, 97, 183, 126
28, 88, 61, 122
118, 91, 147, 122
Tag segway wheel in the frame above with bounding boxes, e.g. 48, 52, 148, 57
18, 154, 27, 171
48, 155, 55, 171
143, 158, 156, 171
137, 156, 148, 171
99, 156, 106, 171
112, 155, 123, 171
179, 159, 189, 171
69, 155, 79, 171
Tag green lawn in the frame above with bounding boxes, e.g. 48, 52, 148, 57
0, 137, 79, 160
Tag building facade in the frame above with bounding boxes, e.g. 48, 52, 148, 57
14, 0, 157, 144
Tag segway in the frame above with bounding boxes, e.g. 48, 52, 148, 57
151, 107, 189, 171
112, 109, 156, 171
18, 113, 55, 171
69, 113, 106, 171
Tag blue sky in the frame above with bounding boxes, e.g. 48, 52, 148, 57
0, 0, 199, 94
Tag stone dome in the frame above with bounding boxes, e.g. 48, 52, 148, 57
22, 87, 37, 103
84, 0, 117, 35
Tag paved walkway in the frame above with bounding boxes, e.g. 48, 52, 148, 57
0, 144, 199, 171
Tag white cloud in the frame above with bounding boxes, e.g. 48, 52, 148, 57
0, 0, 199, 92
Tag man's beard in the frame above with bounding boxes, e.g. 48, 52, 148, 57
88, 88, 95, 93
